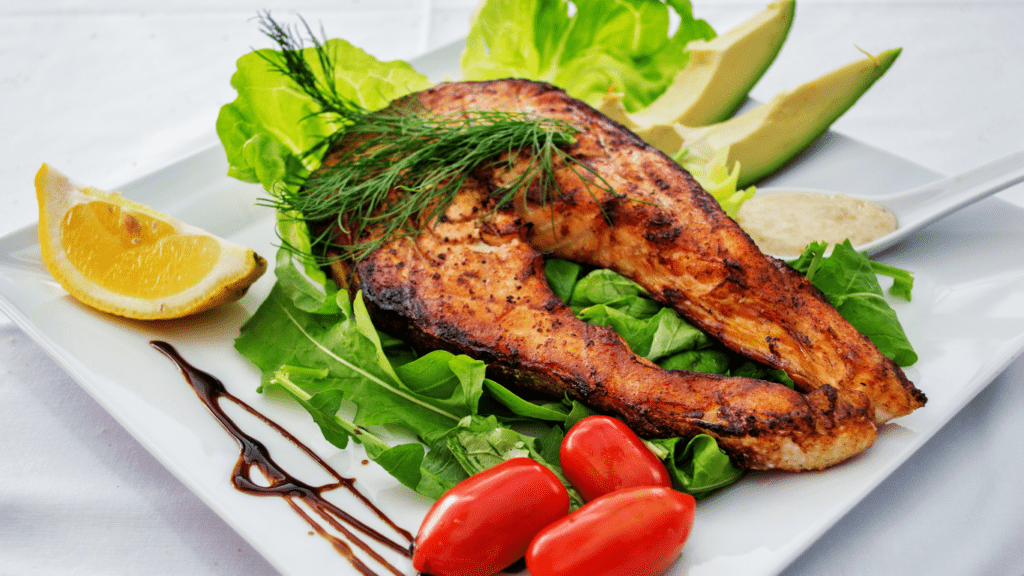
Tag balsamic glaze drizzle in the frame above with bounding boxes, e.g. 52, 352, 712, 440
151, 341, 413, 576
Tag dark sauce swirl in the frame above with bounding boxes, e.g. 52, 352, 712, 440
151, 341, 413, 576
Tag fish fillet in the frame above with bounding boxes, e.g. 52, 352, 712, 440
317, 79, 925, 470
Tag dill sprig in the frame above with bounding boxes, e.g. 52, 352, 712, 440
255, 12, 617, 262
255, 11, 364, 161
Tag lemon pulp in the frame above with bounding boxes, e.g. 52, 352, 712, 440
36, 163, 267, 320
60, 201, 221, 298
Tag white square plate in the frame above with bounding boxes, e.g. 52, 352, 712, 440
3, 40, 1024, 576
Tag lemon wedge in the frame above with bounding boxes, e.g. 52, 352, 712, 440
35, 163, 267, 320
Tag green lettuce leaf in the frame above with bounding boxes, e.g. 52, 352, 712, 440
674, 144, 757, 217
551, 261, 796, 387
217, 37, 431, 315
445, 415, 585, 509
216, 37, 431, 193
787, 241, 917, 366
647, 435, 745, 497
658, 349, 731, 374
236, 285, 470, 444
461, 0, 715, 112
578, 305, 712, 361
265, 368, 467, 500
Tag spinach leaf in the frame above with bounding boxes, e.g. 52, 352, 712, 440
647, 435, 745, 498
659, 349, 731, 375
788, 241, 917, 366
543, 257, 582, 303
445, 415, 585, 509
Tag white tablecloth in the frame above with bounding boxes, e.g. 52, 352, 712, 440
2, 1, 1023, 574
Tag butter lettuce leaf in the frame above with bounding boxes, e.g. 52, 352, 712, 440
216, 37, 431, 194
461, 0, 715, 112
217, 35, 431, 315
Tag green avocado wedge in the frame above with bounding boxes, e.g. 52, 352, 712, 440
600, 0, 794, 130
654, 48, 901, 188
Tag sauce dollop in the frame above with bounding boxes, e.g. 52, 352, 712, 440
736, 191, 897, 257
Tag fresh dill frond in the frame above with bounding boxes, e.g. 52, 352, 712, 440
256, 11, 363, 123
255, 11, 367, 165
255, 12, 617, 263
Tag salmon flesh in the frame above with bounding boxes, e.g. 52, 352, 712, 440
314, 79, 926, 471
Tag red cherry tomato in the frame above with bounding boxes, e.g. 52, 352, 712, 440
560, 415, 671, 501
412, 458, 570, 576
526, 486, 696, 576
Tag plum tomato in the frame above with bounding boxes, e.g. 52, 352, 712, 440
412, 458, 570, 576
525, 485, 696, 576
560, 415, 671, 501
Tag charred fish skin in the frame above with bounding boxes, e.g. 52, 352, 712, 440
355, 193, 877, 471
412, 79, 925, 424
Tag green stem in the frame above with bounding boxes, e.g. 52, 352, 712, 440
277, 299, 464, 423
270, 369, 393, 456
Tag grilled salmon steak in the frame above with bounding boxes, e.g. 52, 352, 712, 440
317, 79, 925, 470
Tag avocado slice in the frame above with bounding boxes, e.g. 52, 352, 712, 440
655, 48, 901, 188
600, 0, 794, 130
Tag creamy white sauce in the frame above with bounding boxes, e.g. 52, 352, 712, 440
735, 191, 898, 257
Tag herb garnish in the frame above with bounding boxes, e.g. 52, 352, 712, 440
255, 12, 616, 262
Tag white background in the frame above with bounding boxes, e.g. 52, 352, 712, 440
2, 1, 1023, 574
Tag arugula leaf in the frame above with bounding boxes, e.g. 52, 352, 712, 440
235, 283, 590, 500
787, 241, 918, 366
393, 351, 487, 417
375, 440, 472, 500
870, 260, 915, 301
482, 380, 574, 422
267, 368, 466, 499
461, 0, 715, 112
273, 212, 341, 313
236, 285, 469, 444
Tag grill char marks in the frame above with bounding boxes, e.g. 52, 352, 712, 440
355, 187, 877, 470
415, 79, 924, 424
319, 79, 926, 470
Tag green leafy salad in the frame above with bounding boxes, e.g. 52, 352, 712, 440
218, 3, 917, 504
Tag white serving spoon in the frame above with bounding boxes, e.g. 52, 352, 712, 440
756, 148, 1024, 257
